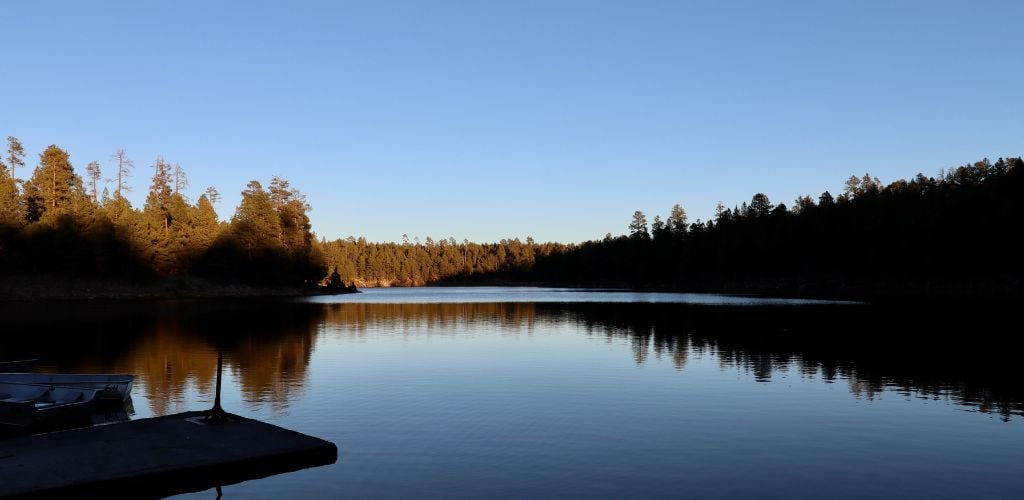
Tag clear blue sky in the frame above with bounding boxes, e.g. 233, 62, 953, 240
2, 1, 1021, 242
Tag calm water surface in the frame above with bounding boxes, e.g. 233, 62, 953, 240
2, 287, 1021, 498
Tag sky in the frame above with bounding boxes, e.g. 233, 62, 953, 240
2, 1, 1021, 243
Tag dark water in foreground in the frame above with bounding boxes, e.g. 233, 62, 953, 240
1, 288, 1022, 498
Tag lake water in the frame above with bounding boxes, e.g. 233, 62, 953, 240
2, 287, 1022, 498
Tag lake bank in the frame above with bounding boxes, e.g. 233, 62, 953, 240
0, 274, 358, 302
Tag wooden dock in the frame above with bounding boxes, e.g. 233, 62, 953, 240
0, 411, 337, 498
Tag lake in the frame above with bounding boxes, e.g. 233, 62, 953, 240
2, 287, 1021, 498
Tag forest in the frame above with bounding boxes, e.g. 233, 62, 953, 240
320, 156, 1023, 299
0, 137, 335, 291
2, 134, 1020, 300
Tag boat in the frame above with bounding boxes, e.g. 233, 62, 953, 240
0, 382, 99, 428
0, 359, 38, 372
0, 374, 134, 401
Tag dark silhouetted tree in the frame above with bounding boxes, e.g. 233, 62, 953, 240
714, 201, 726, 222
792, 195, 815, 214
749, 193, 772, 217
668, 203, 688, 234
629, 210, 649, 240
651, 215, 665, 238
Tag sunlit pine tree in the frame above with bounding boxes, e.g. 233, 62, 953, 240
188, 193, 221, 257
6, 136, 25, 183
668, 203, 688, 234
23, 145, 87, 225
0, 158, 22, 227
232, 180, 283, 256
134, 156, 177, 273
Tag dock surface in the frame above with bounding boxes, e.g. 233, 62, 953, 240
0, 411, 337, 498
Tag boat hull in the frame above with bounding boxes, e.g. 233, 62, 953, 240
0, 374, 134, 401
0, 383, 98, 428
0, 359, 37, 372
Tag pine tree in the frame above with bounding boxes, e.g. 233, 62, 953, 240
68, 181, 96, 226
792, 195, 815, 214
0, 159, 22, 227
651, 215, 666, 239
6, 136, 25, 182
135, 190, 173, 272
173, 163, 189, 194
105, 193, 134, 231
189, 194, 220, 256
85, 161, 102, 204
714, 201, 726, 222
232, 180, 283, 254
668, 203, 688, 234
843, 175, 862, 198
860, 173, 882, 195
749, 193, 772, 217
628, 210, 649, 240
134, 156, 177, 273
204, 186, 221, 205
25, 145, 80, 224
151, 156, 173, 233
167, 192, 192, 260
269, 176, 312, 256
110, 149, 133, 198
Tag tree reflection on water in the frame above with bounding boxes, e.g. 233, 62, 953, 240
0, 299, 1019, 420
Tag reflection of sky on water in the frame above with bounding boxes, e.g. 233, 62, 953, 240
304, 286, 858, 305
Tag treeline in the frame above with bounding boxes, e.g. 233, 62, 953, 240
5, 135, 1018, 298
534, 156, 1023, 298
0, 136, 328, 288
320, 236, 570, 287
323, 157, 1022, 298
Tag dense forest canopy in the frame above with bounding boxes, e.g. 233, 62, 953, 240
320, 156, 1023, 299
2, 134, 1020, 299
0, 137, 326, 288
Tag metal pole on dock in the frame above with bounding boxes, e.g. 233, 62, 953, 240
205, 351, 228, 421
214, 352, 223, 411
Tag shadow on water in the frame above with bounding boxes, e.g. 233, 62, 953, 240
0, 299, 1021, 421
0, 300, 326, 417
0, 301, 337, 498
556, 301, 1024, 421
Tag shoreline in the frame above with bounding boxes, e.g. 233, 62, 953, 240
3, 274, 1017, 304
0, 275, 358, 302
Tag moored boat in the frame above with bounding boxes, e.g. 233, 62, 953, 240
0, 383, 99, 428
0, 359, 38, 372
0, 374, 134, 401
